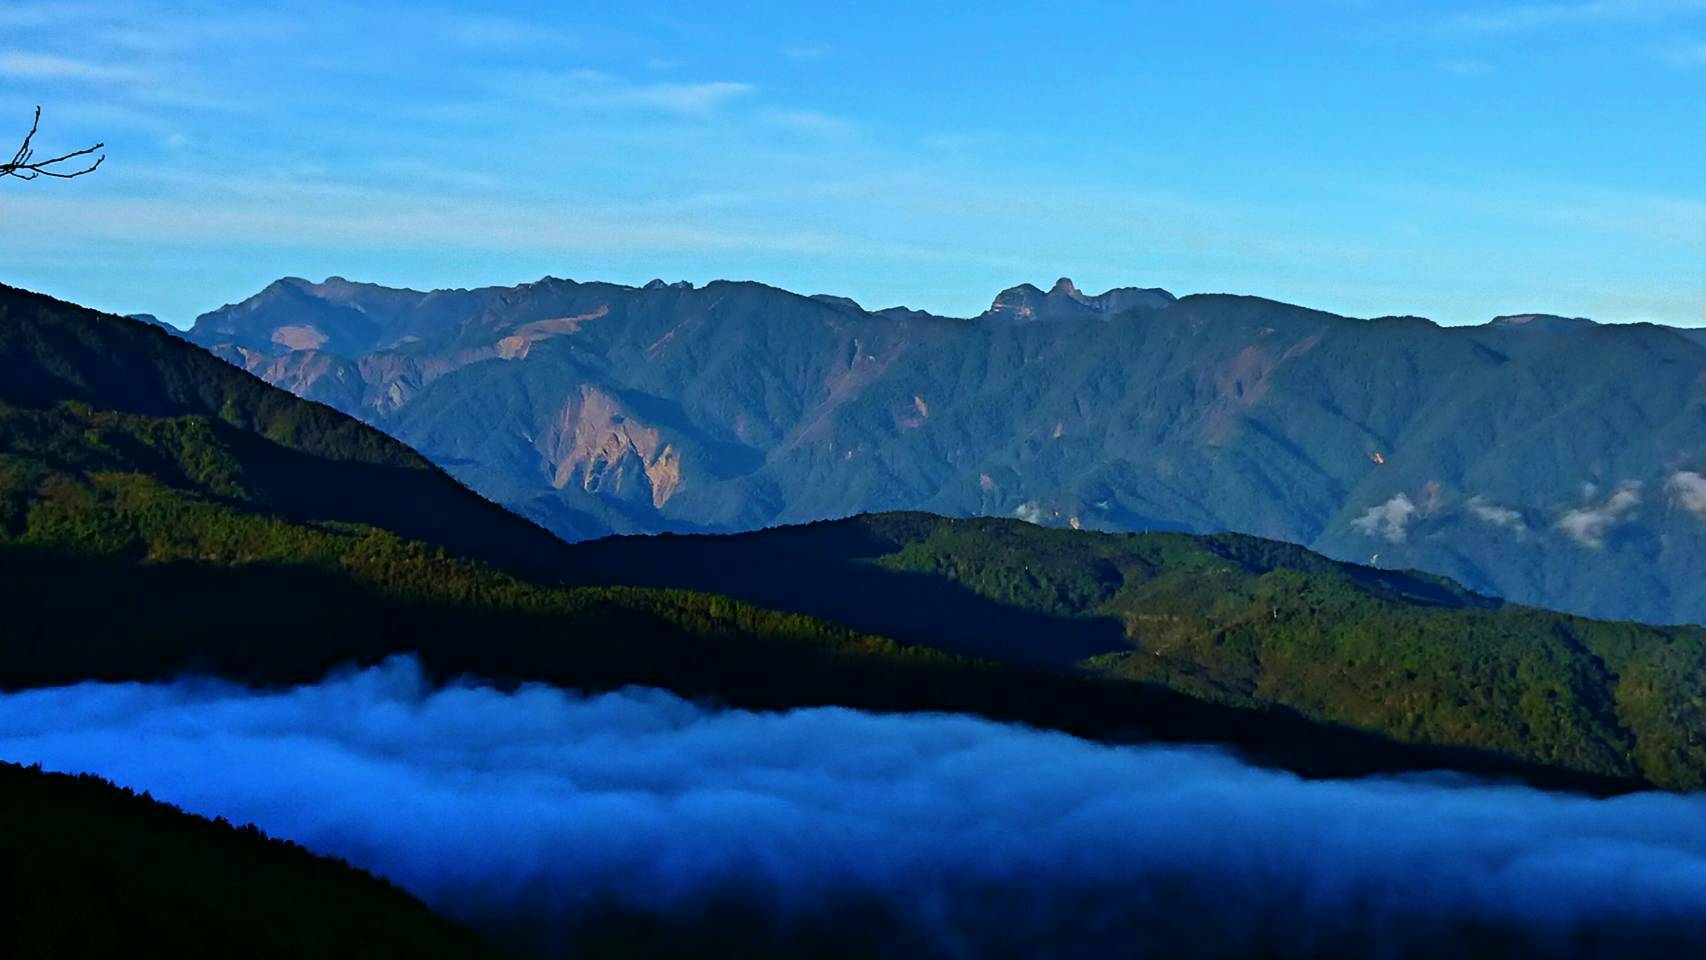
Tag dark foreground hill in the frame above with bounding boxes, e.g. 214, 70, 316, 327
1, 282, 573, 577
0, 283, 1656, 792
0, 762, 493, 959
183, 273, 1706, 628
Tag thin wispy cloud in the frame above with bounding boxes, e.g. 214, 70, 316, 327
782, 43, 832, 61
760, 107, 857, 136
1447, 0, 1706, 33
0, 1, 102, 31
1467, 495, 1527, 532
0, 9, 254, 112
512, 69, 758, 117
440, 13, 577, 49
1439, 59, 1494, 74
0, 51, 148, 84
2, 186, 859, 258
1657, 39, 1706, 63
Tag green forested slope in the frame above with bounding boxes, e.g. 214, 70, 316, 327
569, 513, 1706, 789
0, 283, 573, 574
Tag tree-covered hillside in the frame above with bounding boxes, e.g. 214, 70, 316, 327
0, 762, 493, 959
568, 513, 1706, 790
0, 283, 574, 575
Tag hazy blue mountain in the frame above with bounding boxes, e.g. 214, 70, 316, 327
187, 275, 1706, 626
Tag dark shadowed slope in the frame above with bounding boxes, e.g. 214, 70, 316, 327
0, 284, 1644, 791
0, 762, 494, 959
183, 274, 1706, 628
0, 283, 573, 576
568, 512, 1706, 790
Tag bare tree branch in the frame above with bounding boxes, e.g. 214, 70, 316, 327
2, 107, 104, 181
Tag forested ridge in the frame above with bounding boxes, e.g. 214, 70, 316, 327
569, 513, 1706, 789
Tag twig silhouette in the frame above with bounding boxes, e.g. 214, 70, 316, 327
2, 107, 104, 181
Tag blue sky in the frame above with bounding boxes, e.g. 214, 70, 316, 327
2, 1, 1705, 327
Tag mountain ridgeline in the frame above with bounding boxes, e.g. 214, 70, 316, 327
183, 274, 1706, 627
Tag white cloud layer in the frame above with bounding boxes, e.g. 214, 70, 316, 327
3, 660, 1706, 957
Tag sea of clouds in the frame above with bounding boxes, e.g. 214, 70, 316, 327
3, 657, 1706, 958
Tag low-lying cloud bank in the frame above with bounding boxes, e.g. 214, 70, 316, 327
3, 659, 1706, 958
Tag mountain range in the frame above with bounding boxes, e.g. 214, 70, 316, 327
7, 281, 1535, 784
179, 274, 1706, 627
13, 282, 1706, 790
13, 281, 1706, 953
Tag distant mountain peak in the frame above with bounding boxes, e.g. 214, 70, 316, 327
811, 293, 864, 312
125, 313, 186, 338
983, 278, 1176, 323
1486, 314, 1599, 334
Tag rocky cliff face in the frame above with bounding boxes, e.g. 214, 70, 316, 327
539, 385, 683, 510
979, 277, 1176, 323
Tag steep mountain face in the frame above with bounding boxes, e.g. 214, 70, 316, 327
186, 275, 1706, 626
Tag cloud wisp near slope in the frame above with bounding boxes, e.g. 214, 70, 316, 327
2, 658, 1705, 960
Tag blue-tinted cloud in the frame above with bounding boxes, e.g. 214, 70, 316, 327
2, 659, 1706, 957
